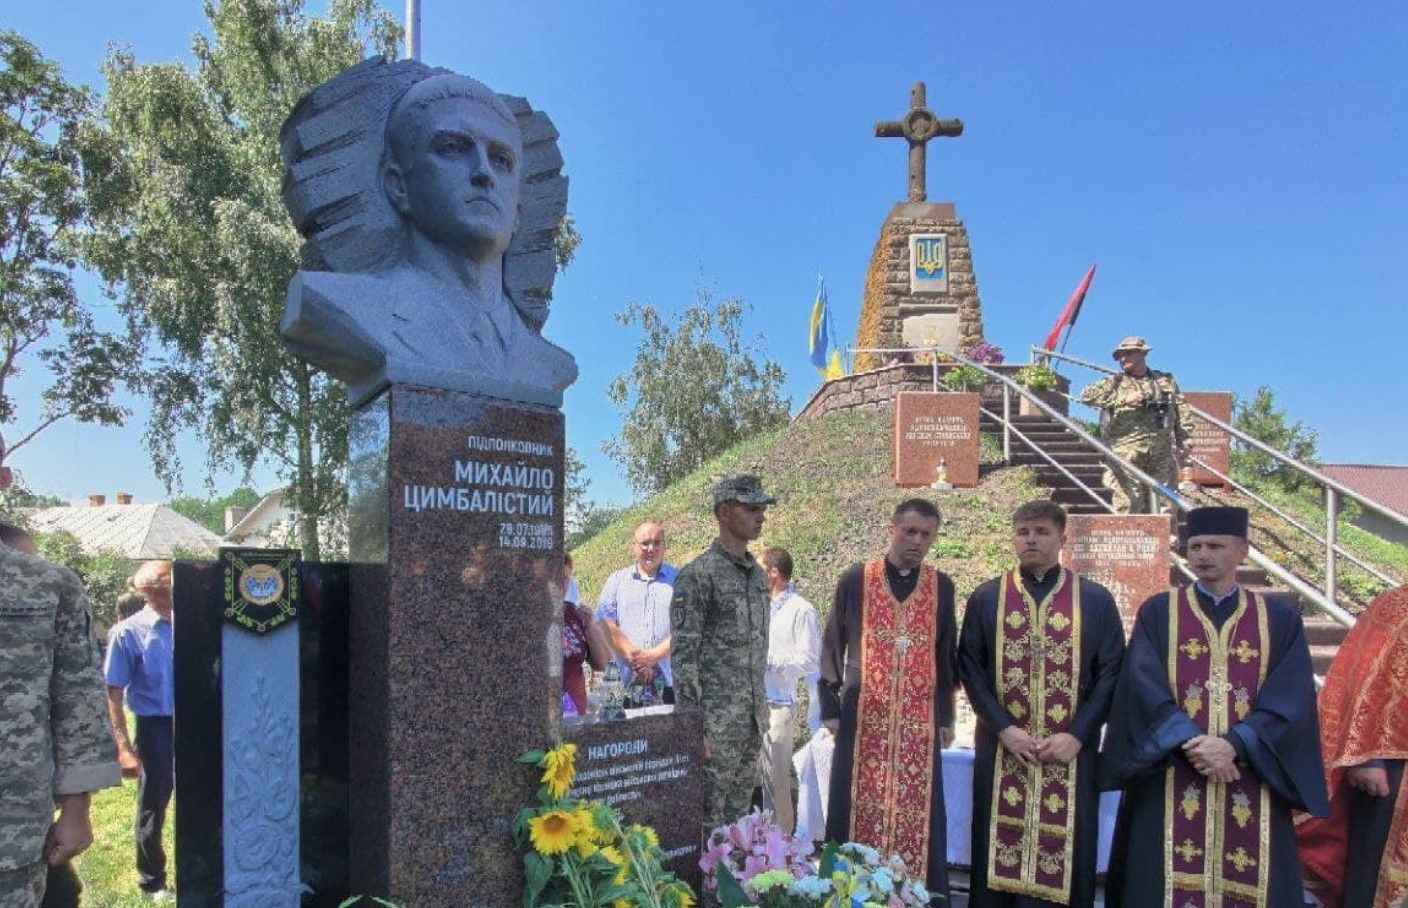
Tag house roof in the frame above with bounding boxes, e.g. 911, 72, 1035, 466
1322, 464, 1408, 520
25, 502, 222, 559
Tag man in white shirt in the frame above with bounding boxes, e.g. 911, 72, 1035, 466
596, 522, 677, 702
759, 546, 820, 835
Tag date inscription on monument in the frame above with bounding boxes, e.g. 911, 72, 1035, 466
894, 391, 980, 487
1064, 514, 1170, 635
1184, 392, 1233, 488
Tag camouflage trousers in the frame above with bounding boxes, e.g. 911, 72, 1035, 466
1103, 435, 1178, 514
0, 863, 46, 908
703, 729, 764, 835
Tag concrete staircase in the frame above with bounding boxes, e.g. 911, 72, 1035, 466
981, 412, 1111, 514
982, 410, 1351, 673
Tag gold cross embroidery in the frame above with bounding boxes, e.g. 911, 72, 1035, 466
1180, 638, 1210, 660
1180, 784, 1202, 820
1047, 611, 1070, 632
1225, 846, 1256, 872
1043, 793, 1066, 814
1230, 639, 1260, 664
1047, 703, 1069, 724
1006, 610, 1026, 629
1174, 838, 1203, 862
1231, 791, 1252, 828
1003, 786, 1023, 807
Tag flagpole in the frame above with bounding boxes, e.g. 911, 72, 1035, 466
405, 0, 421, 61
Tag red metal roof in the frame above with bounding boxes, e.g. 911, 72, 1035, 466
1322, 464, 1408, 518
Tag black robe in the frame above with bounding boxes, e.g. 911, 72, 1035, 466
1099, 587, 1330, 907
1344, 759, 1405, 908
818, 560, 957, 897
958, 569, 1125, 908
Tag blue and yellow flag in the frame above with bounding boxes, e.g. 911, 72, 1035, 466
808, 279, 845, 381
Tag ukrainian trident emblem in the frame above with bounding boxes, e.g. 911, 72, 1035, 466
909, 233, 949, 294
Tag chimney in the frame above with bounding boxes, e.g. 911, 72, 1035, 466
116, 493, 133, 505
88, 494, 106, 507
224, 506, 250, 534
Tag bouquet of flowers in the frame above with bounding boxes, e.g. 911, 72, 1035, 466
960, 342, 1005, 365
513, 743, 695, 908
710, 838, 933, 908
700, 809, 814, 895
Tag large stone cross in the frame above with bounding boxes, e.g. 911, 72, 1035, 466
874, 82, 964, 203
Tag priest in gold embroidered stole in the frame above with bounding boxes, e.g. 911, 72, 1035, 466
1100, 507, 1328, 907
819, 499, 958, 899
959, 500, 1125, 907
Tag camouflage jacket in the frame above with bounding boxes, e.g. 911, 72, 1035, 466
1077, 369, 1195, 444
669, 538, 770, 745
0, 546, 120, 871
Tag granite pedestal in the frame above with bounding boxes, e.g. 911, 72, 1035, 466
1184, 391, 1234, 487
1063, 514, 1171, 635
348, 383, 563, 906
893, 391, 980, 487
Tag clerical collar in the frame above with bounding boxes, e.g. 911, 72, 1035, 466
1021, 565, 1060, 584
1194, 579, 1240, 608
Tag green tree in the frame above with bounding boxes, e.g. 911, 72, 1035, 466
604, 288, 790, 495
33, 530, 133, 631
80, 0, 400, 560
1229, 386, 1320, 492
1, 31, 136, 459
168, 485, 261, 535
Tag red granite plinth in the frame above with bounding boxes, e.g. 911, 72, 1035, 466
893, 391, 980, 487
347, 384, 563, 907
1063, 514, 1170, 636
565, 708, 706, 890
1184, 392, 1233, 487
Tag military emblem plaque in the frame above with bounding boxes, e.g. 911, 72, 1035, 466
222, 547, 300, 635
909, 233, 949, 294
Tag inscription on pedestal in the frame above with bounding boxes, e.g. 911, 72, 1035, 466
565, 709, 706, 890
894, 391, 980, 487
1063, 514, 1170, 634
1184, 392, 1233, 487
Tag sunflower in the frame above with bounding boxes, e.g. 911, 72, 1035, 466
666, 884, 696, 908
540, 743, 578, 799
627, 823, 660, 849
598, 844, 629, 885
528, 808, 579, 856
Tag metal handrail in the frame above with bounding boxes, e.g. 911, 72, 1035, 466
1186, 455, 1400, 588
847, 345, 1359, 626
1031, 346, 1408, 533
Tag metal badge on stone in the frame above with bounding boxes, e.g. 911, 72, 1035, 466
222, 548, 301, 635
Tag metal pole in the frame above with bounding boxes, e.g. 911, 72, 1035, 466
1001, 385, 1011, 462
931, 350, 938, 392
405, 0, 421, 61
1325, 487, 1338, 601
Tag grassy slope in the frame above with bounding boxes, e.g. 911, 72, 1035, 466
572, 408, 1044, 635
69, 779, 175, 907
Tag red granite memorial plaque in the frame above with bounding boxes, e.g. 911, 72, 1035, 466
893, 391, 980, 487
1184, 391, 1233, 487
1063, 514, 1170, 635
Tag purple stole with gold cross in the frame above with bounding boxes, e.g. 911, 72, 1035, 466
1166, 585, 1272, 907
988, 567, 1081, 902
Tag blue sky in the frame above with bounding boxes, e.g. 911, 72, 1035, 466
7, 1, 1407, 506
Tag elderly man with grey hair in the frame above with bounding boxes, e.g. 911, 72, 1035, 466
0, 430, 120, 906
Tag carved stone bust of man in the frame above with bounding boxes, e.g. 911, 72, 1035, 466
279, 60, 577, 406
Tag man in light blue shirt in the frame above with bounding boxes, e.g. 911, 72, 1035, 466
104, 561, 176, 902
596, 522, 677, 702
759, 546, 820, 835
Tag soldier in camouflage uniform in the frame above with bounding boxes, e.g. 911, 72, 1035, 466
1078, 335, 1195, 514
670, 473, 774, 834
0, 432, 120, 906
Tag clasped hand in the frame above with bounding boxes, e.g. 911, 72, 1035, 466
1182, 734, 1240, 783
999, 727, 1082, 765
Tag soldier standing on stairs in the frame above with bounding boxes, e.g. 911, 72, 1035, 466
1077, 335, 1194, 514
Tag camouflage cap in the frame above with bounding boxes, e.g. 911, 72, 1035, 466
1112, 335, 1152, 356
713, 473, 776, 506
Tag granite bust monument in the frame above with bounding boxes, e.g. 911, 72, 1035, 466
279, 58, 577, 406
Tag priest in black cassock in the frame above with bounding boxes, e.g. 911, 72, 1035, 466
1100, 506, 1329, 907
959, 500, 1124, 908
818, 498, 957, 900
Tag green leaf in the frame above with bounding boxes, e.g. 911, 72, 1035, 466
819, 841, 838, 877
523, 851, 550, 906
519, 749, 547, 765
716, 865, 755, 908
